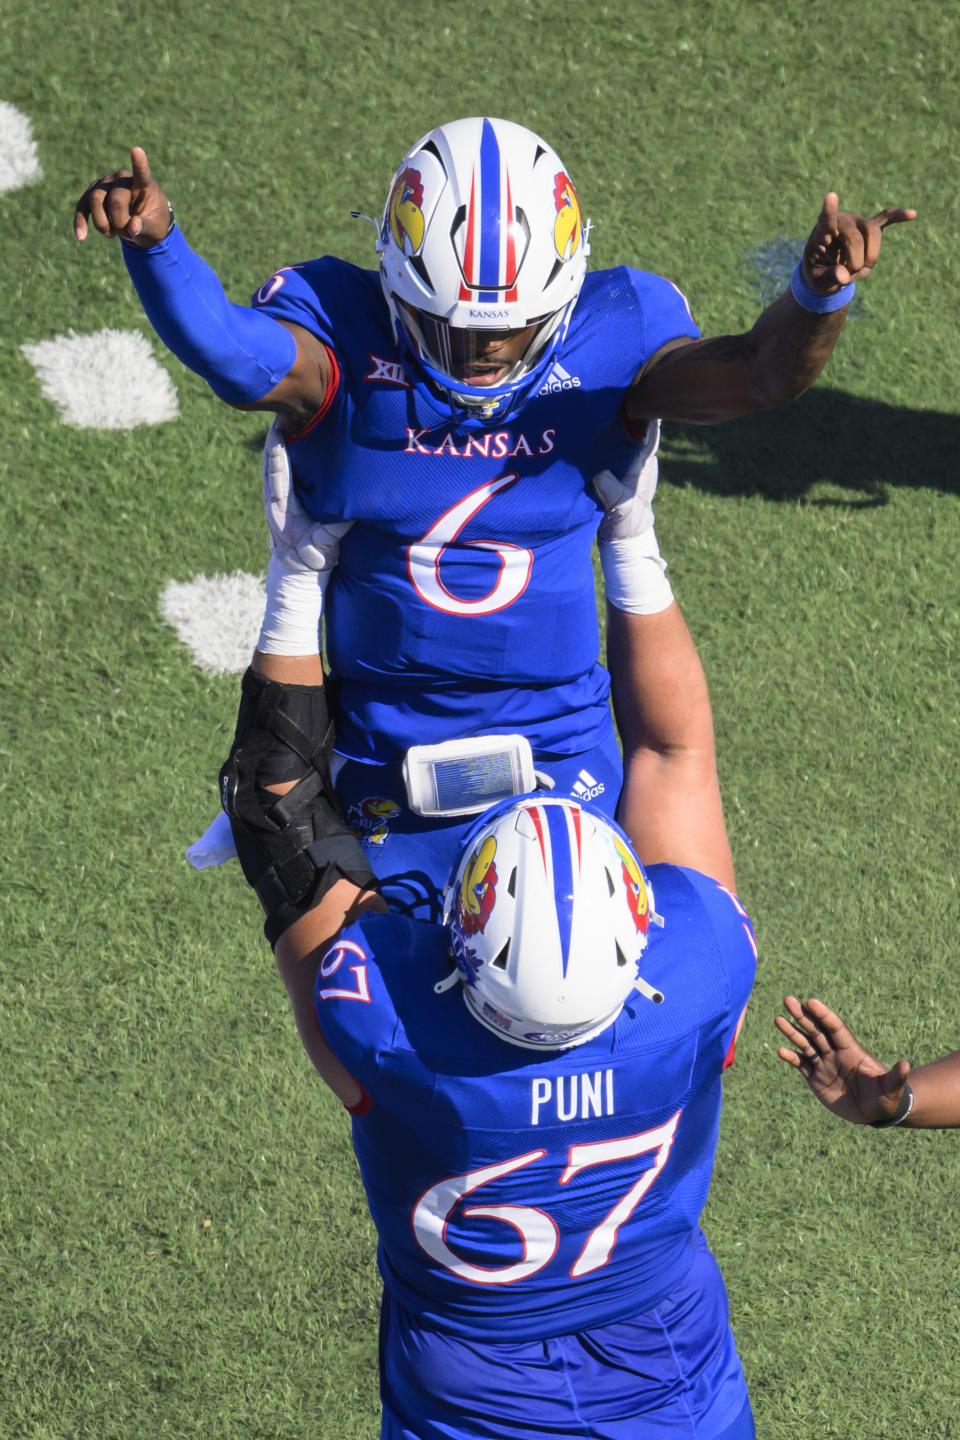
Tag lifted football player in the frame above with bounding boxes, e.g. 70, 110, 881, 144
75, 120, 914, 943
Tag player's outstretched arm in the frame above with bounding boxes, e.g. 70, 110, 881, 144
625, 193, 917, 428
776, 996, 960, 1128
74, 147, 330, 431
608, 600, 735, 891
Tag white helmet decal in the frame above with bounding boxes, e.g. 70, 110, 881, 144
444, 798, 661, 1051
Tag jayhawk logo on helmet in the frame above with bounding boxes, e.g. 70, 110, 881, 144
553, 171, 583, 261
387, 167, 426, 255
455, 834, 499, 937
614, 837, 650, 936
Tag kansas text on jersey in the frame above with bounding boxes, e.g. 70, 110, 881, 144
254, 260, 698, 763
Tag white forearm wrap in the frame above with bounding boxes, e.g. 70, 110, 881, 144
256, 553, 328, 655
599, 527, 674, 614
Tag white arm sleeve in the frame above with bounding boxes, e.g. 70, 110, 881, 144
593, 419, 673, 613
257, 418, 351, 655
598, 530, 674, 614
257, 553, 328, 655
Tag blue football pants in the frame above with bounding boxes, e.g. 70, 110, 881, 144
378, 1233, 754, 1439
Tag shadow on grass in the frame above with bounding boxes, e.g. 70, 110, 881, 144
660, 388, 960, 506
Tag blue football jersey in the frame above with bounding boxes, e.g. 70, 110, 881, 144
314, 865, 756, 1342
254, 259, 698, 762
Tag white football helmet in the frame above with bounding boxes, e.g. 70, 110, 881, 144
377, 116, 590, 424
442, 797, 662, 1051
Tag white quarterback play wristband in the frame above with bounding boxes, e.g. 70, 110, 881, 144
257, 553, 327, 655
598, 529, 674, 614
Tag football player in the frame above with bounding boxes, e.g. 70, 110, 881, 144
776, 996, 960, 1128
75, 120, 914, 943
265, 599, 759, 1439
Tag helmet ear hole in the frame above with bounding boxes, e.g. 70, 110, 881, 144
491, 939, 510, 971
543, 257, 564, 290
615, 939, 630, 969
605, 868, 617, 897
508, 866, 518, 897
409, 253, 435, 292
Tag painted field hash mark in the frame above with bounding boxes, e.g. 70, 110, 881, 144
160, 571, 266, 674
0, 101, 42, 192
22, 329, 179, 429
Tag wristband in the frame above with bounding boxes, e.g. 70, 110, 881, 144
257, 553, 327, 656
790, 261, 856, 313
598, 530, 674, 615
122, 223, 297, 403
870, 1081, 914, 1128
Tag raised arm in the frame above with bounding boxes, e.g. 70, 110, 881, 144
608, 600, 735, 891
625, 193, 916, 428
776, 996, 960, 1129
74, 147, 331, 432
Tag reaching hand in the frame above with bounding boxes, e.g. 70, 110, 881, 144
775, 995, 911, 1124
74, 146, 171, 247
801, 193, 917, 294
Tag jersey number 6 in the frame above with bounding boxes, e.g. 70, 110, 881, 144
407, 474, 533, 617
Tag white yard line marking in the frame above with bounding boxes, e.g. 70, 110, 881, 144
0, 101, 42, 192
160, 571, 266, 675
22, 328, 179, 429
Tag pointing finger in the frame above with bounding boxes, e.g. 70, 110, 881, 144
818, 191, 840, 235
129, 145, 154, 194
869, 206, 918, 230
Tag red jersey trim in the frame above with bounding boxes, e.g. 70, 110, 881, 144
347, 1085, 372, 1117
619, 396, 649, 442
283, 344, 341, 443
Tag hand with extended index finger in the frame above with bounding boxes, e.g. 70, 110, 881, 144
74, 146, 171, 248
801, 192, 917, 294
775, 995, 910, 1124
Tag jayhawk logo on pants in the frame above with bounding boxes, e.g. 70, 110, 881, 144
455, 835, 498, 937
350, 796, 401, 847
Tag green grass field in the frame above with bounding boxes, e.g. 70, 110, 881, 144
2, 2, 959, 1435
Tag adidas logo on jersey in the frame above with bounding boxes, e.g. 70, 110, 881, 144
572, 769, 605, 802
538, 361, 582, 395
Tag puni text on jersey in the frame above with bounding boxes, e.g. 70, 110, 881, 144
404, 427, 556, 458
530, 1069, 615, 1125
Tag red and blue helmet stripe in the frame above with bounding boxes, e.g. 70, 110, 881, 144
523, 801, 582, 980
458, 118, 520, 305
